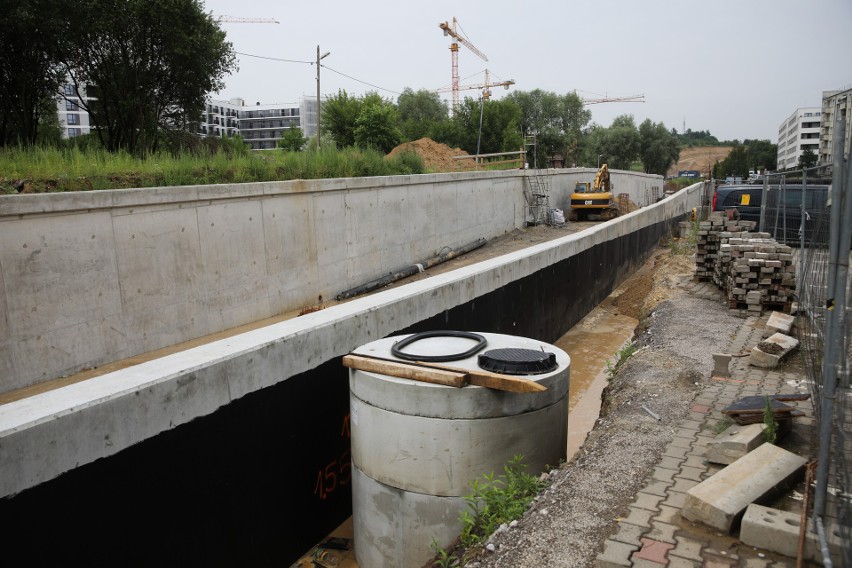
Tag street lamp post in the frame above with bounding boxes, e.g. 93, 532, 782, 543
598, 154, 604, 168
316, 46, 330, 148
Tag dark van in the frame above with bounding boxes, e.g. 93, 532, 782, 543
712, 184, 830, 245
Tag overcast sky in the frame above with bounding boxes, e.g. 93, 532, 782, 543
202, 0, 852, 142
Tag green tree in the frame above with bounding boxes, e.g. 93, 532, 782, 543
60, 0, 236, 155
508, 90, 591, 168
601, 115, 641, 170
277, 127, 307, 152
451, 97, 522, 156
0, 0, 64, 147
716, 143, 750, 178
797, 148, 818, 169
638, 119, 680, 175
744, 139, 778, 172
397, 88, 449, 141
322, 89, 362, 148
354, 103, 402, 153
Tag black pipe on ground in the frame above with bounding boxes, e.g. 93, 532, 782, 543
334, 237, 487, 301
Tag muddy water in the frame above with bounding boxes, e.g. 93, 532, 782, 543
554, 305, 638, 461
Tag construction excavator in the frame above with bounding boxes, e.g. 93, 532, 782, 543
568, 163, 619, 221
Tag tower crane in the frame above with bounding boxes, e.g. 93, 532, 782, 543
579, 92, 645, 105
437, 69, 515, 102
216, 15, 280, 24
438, 17, 488, 113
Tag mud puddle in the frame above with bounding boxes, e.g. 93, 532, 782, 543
554, 304, 638, 461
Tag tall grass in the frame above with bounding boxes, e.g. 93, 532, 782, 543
0, 145, 425, 193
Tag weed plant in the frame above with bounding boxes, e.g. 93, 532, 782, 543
606, 342, 638, 379
763, 396, 778, 444
431, 455, 545, 567
0, 145, 425, 193
668, 220, 699, 255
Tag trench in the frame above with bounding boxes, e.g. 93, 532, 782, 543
291, 296, 639, 566
0, 219, 673, 567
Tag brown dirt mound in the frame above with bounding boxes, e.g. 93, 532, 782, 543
667, 146, 733, 178
386, 137, 473, 173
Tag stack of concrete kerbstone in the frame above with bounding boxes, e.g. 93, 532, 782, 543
724, 237, 795, 313
712, 223, 759, 293
693, 212, 795, 314
694, 215, 727, 280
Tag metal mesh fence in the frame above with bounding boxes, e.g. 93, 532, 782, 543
782, 159, 851, 565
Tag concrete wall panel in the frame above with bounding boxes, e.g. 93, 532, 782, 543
112, 207, 208, 351
262, 192, 318, 313
196, 200, 270, 332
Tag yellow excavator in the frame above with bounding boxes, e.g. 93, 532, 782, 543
569, 163, 619, 221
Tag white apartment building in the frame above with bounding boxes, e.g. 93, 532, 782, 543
199, 96, 321, 150
776, 107, 821, 170
56, 82, 97, 139
53, 86, 321, 150
819, 87, 852, 167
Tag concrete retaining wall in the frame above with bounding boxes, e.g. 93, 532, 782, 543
0, 181, 702, 563
0, 168, 663, 392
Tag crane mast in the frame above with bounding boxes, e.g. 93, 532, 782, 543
438, 17, 488, 113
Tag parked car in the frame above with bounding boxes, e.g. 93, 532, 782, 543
712, 184, 830, 245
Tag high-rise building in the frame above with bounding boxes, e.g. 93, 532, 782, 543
776, 107, 821, 170
53, 86, 321, 150
819, 87, 852, 167
198, 97, 322, 150
56, 82, 97, 139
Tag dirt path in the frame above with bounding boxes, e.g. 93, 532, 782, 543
451, 243, 747, 567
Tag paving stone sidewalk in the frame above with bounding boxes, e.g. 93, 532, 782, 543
596, 281, 818, 568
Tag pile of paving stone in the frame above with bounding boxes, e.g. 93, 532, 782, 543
695, 213, 795, 314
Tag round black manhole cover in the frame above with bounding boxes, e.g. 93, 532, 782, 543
478, 348, 558, 375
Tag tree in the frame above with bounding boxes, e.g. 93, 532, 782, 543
716, 143, 749, 178
59, 0, 236, 155
397, 88, 448, 141
277, 128, 307, 152
0, 0, 65, 147
322, 89, 363, 148
600, 115, 641, 170
508, 90, 591, 167
744, 139, 778, 172
354, 102, 401, 153
638, 119, 680, 176
450, 97, 522, 156
798, 148, 817, 169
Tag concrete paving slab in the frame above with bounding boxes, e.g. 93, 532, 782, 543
766, 311, 794, 334
741, 503, 845, 565
682, 443, 807, 532
705, 423, 765, 465
739, 503, 800, 558
749, 332, 799, 368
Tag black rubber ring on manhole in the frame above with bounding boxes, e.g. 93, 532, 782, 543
478, 347, 558, 375
390, 330, 488, 362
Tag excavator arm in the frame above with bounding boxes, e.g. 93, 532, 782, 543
593, 164, 610, 192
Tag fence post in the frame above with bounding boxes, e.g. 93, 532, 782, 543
813, 113, 849, 522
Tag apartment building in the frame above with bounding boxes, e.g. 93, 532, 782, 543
199, 97, 321, 150
56, 82, 96, 139
776, 107, 821, 170
819, 87, 852, 167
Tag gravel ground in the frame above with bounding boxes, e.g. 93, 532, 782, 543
454, 250, 746, 567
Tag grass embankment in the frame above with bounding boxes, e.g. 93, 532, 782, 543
0, 146, 425, 193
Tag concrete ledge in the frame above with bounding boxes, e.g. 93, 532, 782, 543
682, 443, 807, 532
